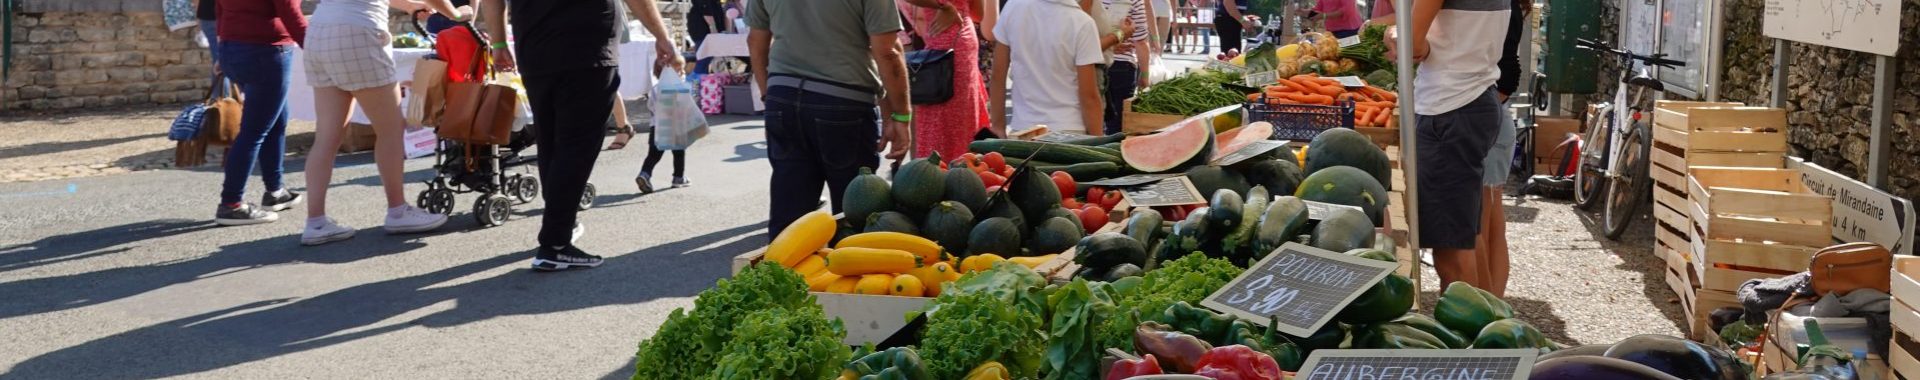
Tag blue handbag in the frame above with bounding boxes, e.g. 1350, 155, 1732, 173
168, 103, 207, 141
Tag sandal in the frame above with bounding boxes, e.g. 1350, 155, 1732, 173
606, 125, 635, 150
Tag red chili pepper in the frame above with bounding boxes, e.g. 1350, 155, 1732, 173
1105, 349, 1163, 380
1191, 345, 1282, 380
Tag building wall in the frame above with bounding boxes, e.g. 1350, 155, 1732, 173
4, 11, 212, 110
2, 0, 695, 112
1580, 0, 1920, 201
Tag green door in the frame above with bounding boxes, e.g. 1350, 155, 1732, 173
1543, 0, 1599, 94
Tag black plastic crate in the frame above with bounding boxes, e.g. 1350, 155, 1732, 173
1246, 98, 1355, 141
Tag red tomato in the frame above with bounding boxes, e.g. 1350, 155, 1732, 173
1050, 171, 1077, 199
1087, 187, 1107, 206
978, 171, 1007, 189
1079, 204, 1109, 233
984, 152, 1008, 173
1062, 198, 1084, 210
999, 165, 1015, 177
1098, 188, 1125, 210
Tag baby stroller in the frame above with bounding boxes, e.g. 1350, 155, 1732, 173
412, 22, 596, 227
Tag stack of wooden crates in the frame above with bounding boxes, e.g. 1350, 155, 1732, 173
1892, 257, 1920, 378
1650, 101, 1834, 342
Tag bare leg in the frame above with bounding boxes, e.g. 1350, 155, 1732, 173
352, 83, 410, 208
1478, 187, 1510, 297
1432, 248, 1481, 292
607, 93, 635, 150
305, 86, 356, 218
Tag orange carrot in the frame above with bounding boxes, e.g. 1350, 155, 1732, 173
1285, 93, 1334, 105
1354, 108, 1375, 126
1374, 107, 1391, 125
1276, 79, 1313, 94
1367, 86, 1398, 101
1313, 82, 1343, 97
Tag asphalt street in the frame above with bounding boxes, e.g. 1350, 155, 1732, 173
0, 115, 771, 379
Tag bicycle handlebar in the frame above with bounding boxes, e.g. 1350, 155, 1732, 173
1574, 38, 1686, 68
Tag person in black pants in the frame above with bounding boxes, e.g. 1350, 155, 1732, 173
636, 130, 687, 193
747, 0, 914, 238
482, 0, 682, 272
1213, 0, 1250, 54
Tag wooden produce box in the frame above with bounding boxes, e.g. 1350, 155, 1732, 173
1122, 97, 1189, 135
1893, 330, 1920, 380
1652, 104, 1790, 154
340, 123, 379, 153
1687, 167, 1833, 248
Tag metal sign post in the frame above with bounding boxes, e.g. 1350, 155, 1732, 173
1392, 0, 1420, 256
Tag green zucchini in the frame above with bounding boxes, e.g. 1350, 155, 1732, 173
1222, 185, 1269, 262
969, 139, 1125, 165
1063, 133, 1127, 146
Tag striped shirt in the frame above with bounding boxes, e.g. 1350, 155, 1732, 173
1101, 0, 1151, 63
1414, 0, 1509, 115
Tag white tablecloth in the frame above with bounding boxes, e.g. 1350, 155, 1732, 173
616, 37, 659, 100
691, 33, 763, 112
286, 48, 435, 124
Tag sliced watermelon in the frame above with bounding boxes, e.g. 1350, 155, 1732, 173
1121, 118, 1216, 173
1212, 121, 1275, 162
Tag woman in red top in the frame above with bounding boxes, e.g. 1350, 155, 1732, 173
212, 0, 308, 226
897, 0, 994, 159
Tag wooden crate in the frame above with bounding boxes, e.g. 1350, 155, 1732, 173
1695, 238, 1816, 273
1897, 257, 1920, 308
1122, 97, 1188, 134
1687, 167, 1833, 247
1653, 106, 1789, 153
1685, 287, 1743, 342
1698, 264, 1788, 293
1894, 331, 1920, 380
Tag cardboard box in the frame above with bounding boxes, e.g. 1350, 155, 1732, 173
1533, 116, 1583, 164
340, 123, 378, 153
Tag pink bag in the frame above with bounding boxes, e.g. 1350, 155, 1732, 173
698, 75, 729, 115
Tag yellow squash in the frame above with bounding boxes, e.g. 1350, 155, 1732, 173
765, 210, 836, 268
959, 254, 1006, 273
835, 231, 946, 265
826, 247, 920, 276
1007, 254, 1057, 269
793, 254, 827, 277
854, 274, 894, 295
904, 262, 955, 297
805, 271, 843, 292
963, 361, 1011, 380
889, 274, 926, 297
825, 277, 860, 293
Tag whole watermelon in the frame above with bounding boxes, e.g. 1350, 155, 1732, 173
1304, 128, 1392, 191
1295, 166, 1389, 227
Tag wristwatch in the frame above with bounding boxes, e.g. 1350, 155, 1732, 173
891, 113, 912, 123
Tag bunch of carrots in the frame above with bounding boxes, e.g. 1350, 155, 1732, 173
1245, 74, 1400, 128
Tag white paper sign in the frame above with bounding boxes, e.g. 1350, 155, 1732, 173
1329, 76, 1367, 88
1297, 349, 1538, 380
1789, 157, 1916, 255
1762, 0, 1903, 56
1337, 36, 1361, 48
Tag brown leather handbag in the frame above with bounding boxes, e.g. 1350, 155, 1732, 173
1808, 242, 1893, 295
437, 29, 517, 146
202, 79, 243, 145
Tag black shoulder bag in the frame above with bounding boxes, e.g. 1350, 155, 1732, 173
905, 49, 955, 105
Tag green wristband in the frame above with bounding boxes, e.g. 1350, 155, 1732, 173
490, 41, 508, 50
891, 113, 912, 123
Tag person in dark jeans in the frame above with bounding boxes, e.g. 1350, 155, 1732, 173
212, 0, 307, 226
483, 0, 681, 272
196, 0, 221, 88
635, 129, 688, 193
748, 0, 914, 237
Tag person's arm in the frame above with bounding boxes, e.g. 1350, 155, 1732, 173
272, 0, 308, 47
989, 43, 1011, 136
481, 0, 514, 71
901, 0, 962, 34
870, 33, 913, 159
1220, 0, 1244, 29
392, 0, 464, 20
1406, 0, 1440, 61
622, 0, 686, 73
1099, 18, 1136, 49
1076, 64, 1103, 135
1368, 0, 1396, 25
980, 0, 999, 42
749, 29, 772, 95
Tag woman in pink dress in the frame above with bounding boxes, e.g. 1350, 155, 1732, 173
899, 0, 994, 159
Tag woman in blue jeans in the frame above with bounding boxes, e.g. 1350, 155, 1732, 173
211, 0, 308, 226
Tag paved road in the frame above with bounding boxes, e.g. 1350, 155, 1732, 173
0, 115, 770, 379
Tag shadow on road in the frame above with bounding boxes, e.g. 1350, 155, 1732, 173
0, 219, 214, 272
3, 222, 762, 378
0, 133, 166, 161
723, 141, 767, 163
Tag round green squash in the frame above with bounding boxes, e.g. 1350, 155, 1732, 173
967, 217, 1024, 257
923, 201, 975, 253
843, 167, 894, 230
1028, 217, 1084, 255
863, 211, 919, 235
891, 153, 948, 219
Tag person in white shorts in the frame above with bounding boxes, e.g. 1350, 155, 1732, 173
298, 0, 464, 246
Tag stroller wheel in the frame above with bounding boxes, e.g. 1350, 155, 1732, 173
514, 176, 540, 204
579, 183, 597, 211
419, 188, 456, 215
475, 194, 513, 227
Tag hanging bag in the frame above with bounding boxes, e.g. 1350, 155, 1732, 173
201, 78, 243, 145
1808, 242, 1893, 295
405, 56, 449, 126
906, 49, 954, 104
651, 67, 709, 150
438, 25, 517, 146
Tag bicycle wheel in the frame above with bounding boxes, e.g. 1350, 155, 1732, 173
1603, 121, 1653, 240
1572, 114, 1611, 210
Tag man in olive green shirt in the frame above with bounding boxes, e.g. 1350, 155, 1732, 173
748, 0, 914, 237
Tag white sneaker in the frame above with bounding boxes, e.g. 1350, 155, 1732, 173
385, 205, 448, 234
301, 217, 357, 246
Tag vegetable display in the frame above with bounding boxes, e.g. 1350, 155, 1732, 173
1249, 74, 1400, 128
1131, 71, 1248, 116
631, 262, 824, 379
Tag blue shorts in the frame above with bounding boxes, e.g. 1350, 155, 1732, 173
1415, 88, 1502, 250
1482, 104, 1516, 186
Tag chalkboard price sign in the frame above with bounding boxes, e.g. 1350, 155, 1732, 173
1296, 349, 1539, 380
1119, 176, 1206, 207
1201, 242, 1397, 337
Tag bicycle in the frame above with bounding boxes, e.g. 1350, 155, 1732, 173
1569, 39, 1685, 240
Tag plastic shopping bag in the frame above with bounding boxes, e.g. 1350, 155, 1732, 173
651, 68, 710, 151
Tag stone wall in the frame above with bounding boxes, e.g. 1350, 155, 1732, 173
1582, 0, 1920, 201
3, 11, 212, 110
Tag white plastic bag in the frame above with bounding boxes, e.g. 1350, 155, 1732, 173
651, 68, 710, 151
